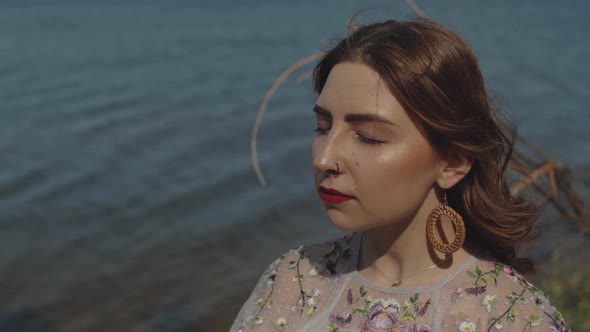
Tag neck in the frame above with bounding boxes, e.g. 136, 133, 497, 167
357, 189, 471, 287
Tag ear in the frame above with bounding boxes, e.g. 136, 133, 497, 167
436, 152, 473, 189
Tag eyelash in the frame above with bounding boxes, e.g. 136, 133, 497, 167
314, 127, 383, 145
314, 127, 329, 135
356, 134, 383, 145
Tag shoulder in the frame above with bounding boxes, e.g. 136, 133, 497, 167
444, 258, 570, 331
301, 233, 358, 276
260, 232, 357, 282
231, 233, 357, 331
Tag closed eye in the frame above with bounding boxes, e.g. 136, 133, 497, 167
315, 126, 330, 135
356, 133, 383, 145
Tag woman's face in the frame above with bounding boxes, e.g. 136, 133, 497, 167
312, 62, 442, 232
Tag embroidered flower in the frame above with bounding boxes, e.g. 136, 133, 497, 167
329, 312, 353, 328
304, 289, 321, 316
307, 289, 320, 316
502, 266, 518, 282
267, 271, 277, 285
482, 294, 497, 313
458, 321, 476, 332
255, 298, 263, 307
465, 286, 486, 295
307, 288, 321, 307
292, 274, 302, 283
419, 299, 431, 316
309, 264, 324, 276
507, 309, 518, 322
507, 291, 520, 303
276, 317, 287, 328
494, 321, 503, 329
358, 302, 400, 329
308, 266, 318, 276
531, 296, 544, 309
451, 288, 464, 301
527, 314, 542, 327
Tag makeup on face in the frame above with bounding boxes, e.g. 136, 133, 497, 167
318, 186, 355, 204
312, 62, 440, 232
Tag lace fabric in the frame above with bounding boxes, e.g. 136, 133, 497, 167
231, 233, 569, 332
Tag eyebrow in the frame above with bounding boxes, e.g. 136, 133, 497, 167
313, 104, 397, 126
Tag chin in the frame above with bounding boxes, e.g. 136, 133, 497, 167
325, 210, 366, 233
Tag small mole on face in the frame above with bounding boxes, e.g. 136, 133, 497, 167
356, 162, 359, 166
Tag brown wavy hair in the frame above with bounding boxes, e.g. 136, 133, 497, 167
312, 18, 539, 274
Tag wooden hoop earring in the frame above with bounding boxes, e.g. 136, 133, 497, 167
426, 191, 466, 254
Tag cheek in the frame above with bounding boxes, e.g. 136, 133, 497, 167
390, 146, 435, 177
358, 141, 438, 189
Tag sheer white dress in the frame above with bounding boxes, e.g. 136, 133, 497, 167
231, 232, 569, 332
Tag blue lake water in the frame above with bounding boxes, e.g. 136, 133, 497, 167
0, 1, 588, 331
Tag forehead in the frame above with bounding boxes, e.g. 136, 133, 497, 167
316, 62, 402, 115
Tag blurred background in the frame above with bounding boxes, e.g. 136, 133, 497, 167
0, 0, 588, 331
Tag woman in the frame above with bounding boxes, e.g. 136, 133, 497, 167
231, 18, 569, 331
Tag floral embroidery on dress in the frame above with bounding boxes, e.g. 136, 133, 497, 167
451, 287, 464, 301
453, 261, 570, 331
324, 287, 433, 332
276, 317, 287, 328
526, 314, 542, 327
317, 237, 354, 275
240, 235, 356, 330
235, 236, 570, 331
240, 255, 285, 328
482, 294, 497, 313
458, 320, 476, 332
546, 311, 569, 332
329, 312, 353, 329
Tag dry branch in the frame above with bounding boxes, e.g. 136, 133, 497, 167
251, 53, 324, 186
511, 135, 589, 232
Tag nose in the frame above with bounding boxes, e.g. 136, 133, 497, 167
312, 131, 342, 177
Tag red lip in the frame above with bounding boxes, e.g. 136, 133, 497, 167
318, 186, 354, 204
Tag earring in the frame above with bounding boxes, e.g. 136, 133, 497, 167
426, 191, 466, 255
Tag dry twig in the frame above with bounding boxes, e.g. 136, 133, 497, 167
511, 135, 589, 232
251, 53, 323, 185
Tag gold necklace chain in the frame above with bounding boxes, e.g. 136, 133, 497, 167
362, 232, 452, 287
